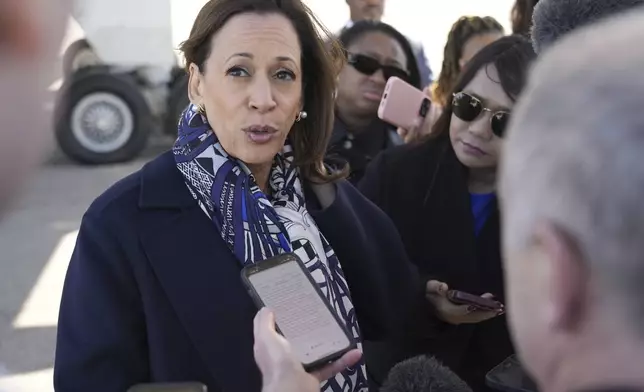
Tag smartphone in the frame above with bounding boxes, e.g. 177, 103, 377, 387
486, 355, 537, 392
241, 253, 356, 371
127, 383, 207, 392
447, 290, 503, 312
378, 76, 431, 130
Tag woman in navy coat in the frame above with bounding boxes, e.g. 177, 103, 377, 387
53, 1, 422, 391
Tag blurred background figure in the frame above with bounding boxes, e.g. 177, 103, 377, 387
500, 8, 644, 392
328, 20, 420, 183
399, 16, 504, 142
341, 0, 433, 88
510, 0, 539, 36
428, 17, 504, 128
359, 36, 536, 391
531, 0, 644, 53
0, 0, 70, 215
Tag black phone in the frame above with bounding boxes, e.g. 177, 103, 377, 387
127, 383, 207, 392
486, 355, 537, 392
241, 253, 357, 371
447, 290, 503, 311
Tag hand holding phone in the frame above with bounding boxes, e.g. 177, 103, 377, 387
378, 77, 431, 131
425, 280, 504, 325
253, 308, 362, 392
241, 253, 357, 371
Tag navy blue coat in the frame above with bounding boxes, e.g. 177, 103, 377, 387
54, 151, 422, 392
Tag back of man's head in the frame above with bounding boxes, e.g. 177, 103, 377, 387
501, 8, 644, 390
531, 0, 644, 52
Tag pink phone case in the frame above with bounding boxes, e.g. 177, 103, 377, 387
378, 77, 430, 130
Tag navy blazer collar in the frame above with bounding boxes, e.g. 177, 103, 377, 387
139, 151, 202, 209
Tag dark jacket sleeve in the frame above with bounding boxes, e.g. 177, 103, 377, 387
359, 153, 449, 337
312, 180, 429, 341
54, 211, 148, 391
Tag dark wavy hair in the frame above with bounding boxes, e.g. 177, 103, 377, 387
512, 0, 540, 35
431, 16, 505, 107
179, 0, 345, 182
338, 20, 422, 89
428, 35, 536, 141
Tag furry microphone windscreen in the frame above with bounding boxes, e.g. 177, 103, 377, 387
531, 0, 644, 53
380, 356, 472, 392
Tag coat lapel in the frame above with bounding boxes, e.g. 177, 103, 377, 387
136, 152, 260, 390
418, 140, 480, 289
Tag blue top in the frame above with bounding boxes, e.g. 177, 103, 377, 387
470, 193, 495, 236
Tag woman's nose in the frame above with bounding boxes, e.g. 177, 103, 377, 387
368, 68, 386, 85
248, 77, 277, 113
467, 112, 494, 139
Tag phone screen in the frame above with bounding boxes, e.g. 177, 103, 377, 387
246, 256, 352, 366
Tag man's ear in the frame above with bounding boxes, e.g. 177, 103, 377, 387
0, 1, 40, 58
187, 63, 203, 105
535, 222, 589, 333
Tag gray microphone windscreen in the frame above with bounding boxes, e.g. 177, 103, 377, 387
380, 356, 472, 392
532, 0, 644, 52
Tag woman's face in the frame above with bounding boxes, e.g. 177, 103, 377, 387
459, 32, 504, 69
188, 12, 303, 166
336, 31, 407, 119
449, 65, 512, 169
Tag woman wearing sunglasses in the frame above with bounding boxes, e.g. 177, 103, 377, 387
327, 20, 421, 184
358, 35, 536, 391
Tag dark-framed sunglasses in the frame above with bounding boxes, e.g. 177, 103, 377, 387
452, 91, 510, 137
347, 53, 409, 82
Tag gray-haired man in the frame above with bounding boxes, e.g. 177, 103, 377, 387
500, 8, 644, 392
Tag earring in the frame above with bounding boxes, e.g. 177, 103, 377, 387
295, 111, 308, 122
195, 103, 205, 114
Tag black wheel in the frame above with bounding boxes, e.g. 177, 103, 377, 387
62, 39, 101, 77
163, 70, 190, 136
54, 66, 153, 164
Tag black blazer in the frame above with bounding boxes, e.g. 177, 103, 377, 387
327, 117, 403, 185
358, 137, 514, 391
54, 151, 423, 392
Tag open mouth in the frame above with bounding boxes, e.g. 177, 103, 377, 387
243, 125, 279, 144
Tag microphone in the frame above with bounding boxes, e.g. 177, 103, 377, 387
380, 356, 472, 392
531, 0, 644, 53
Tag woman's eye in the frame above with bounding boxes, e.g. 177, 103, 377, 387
227, 66, 250, 77
275, 69, 295, 81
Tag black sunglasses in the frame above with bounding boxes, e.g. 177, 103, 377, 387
347, 53, 409, 82
452, 92, 510, 137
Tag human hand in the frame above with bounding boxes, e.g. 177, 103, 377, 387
396, 86, 434, 143
253, 308, 362, 392
425, 281, 503, 325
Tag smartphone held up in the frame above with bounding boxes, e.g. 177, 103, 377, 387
378, 76, 431, 130
241, 253, 356, 371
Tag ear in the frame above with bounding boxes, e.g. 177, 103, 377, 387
0, 1, 40, 58
187, 63, 204, 105
535, 222, 589, 333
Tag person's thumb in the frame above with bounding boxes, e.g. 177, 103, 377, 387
311, 349, 362, 382
426, 280, 449, 296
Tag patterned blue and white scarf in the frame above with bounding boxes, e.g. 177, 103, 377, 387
172, 104, 368, 392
